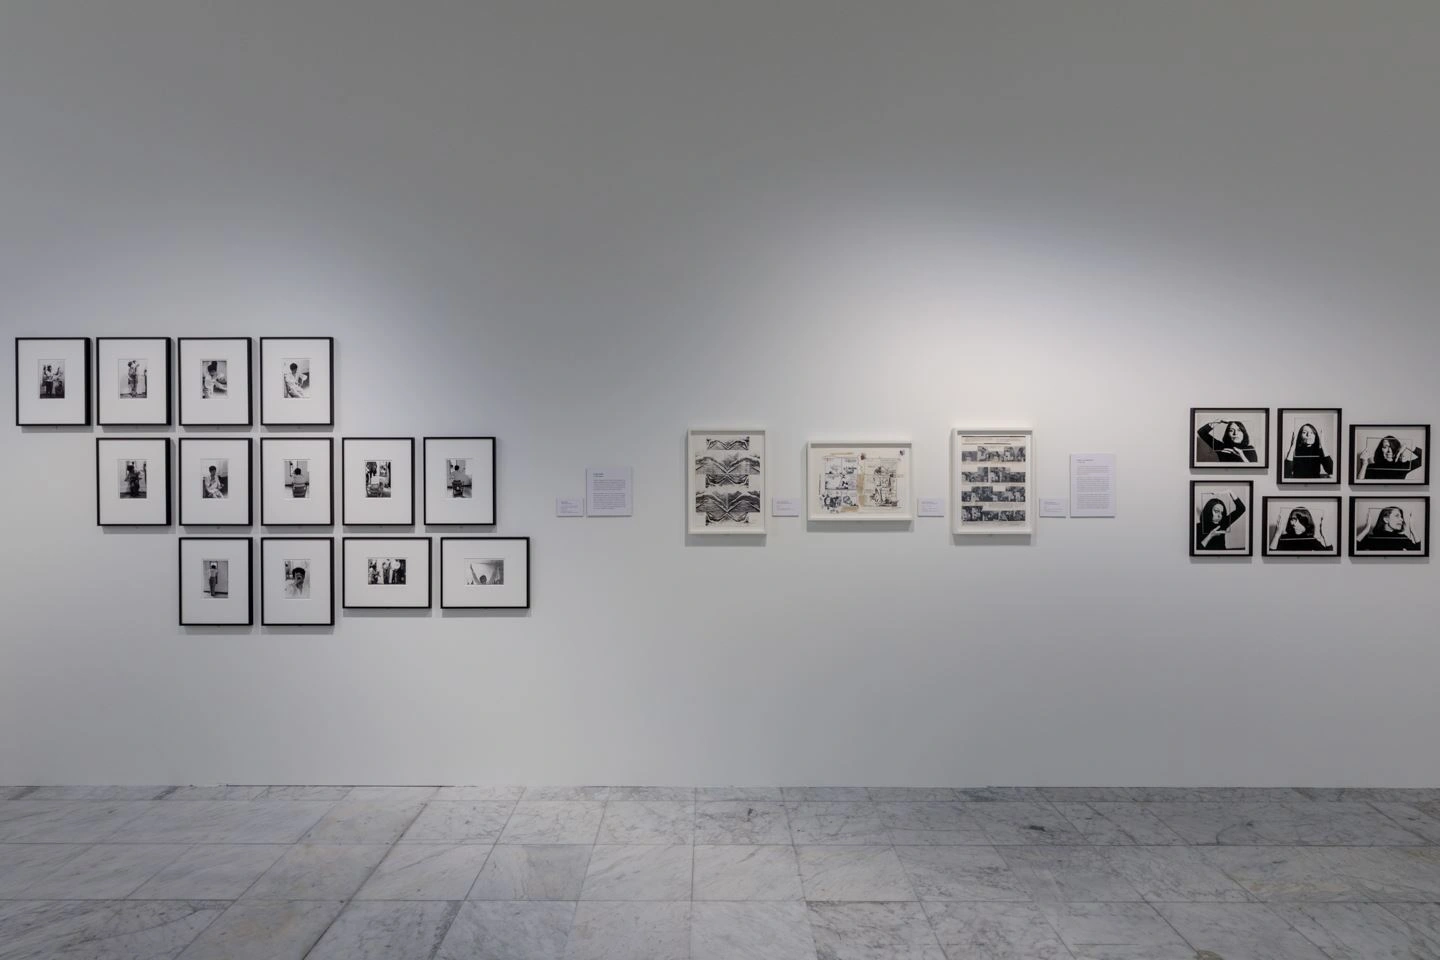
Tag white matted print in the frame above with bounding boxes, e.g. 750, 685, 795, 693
952, 429, 1033, 535
178, 338, 251, 426
1351, 496, 1429, 557
1277, 408, 1340, 484
1191, 480, 1253, 556
807, 441, 913, 521
1350, 425, 1429, 485
179, 537, 252, 625
16, 337, 89, 426
261, 537, 334, 625
97, 337, 170, 425
343, 438, 415, 525
179, 438, 252, 526
1190, 407, 1268, 468
343, 537, 431, 608
1263, 496, 1341, 557
261, 437, 334, 525
260, 337, 333, 426
689, 429, 765, 534
96, 437, 171, 526
423, 437, 497, 525
441, 537, 530, 609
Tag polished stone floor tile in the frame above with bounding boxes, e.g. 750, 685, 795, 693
523, 786, 612, 802
0, 800, 156, 843
597, 800, 694, 844
1103, 845, 1253, 903
19, 843, 187, 900
1369, 801, 1440, 843
118, 800, 334, 844
165, 786, 268, 801
1143, 801, 1425, 845
692, 901, 816, 960
610, 787, 696, 802
1054, 801, 1186, 845
807, 901, 946, 960
174, 899, 344, 960
1341, 846, 1440, 901
1203, 847, 1374, 902
694, 800, 791, 844
259, 786, 352, 801
783, 786, 870, 801
800, 845, 916, 902
787, 802, 889, 844
580, 844, 693, 901
869, 788, 959, 801
302, 800, 425, 844
1156, 901, 1330, 959
399, 801, 513, 844
564, 901, 690, 960
1039, 901, 1194, 959
968, 801, 1088, 845
22, 786, 176, 802
954, 787, 1050, 802
693, 844, 803, 901
0, 843, 93, 898
242, 843, 390, 900
879, 801, 988, 845
1037, 787, 1138, 802
433, 786, 527, 803
1270, 902, 1437, 958
0, 788, 31, 801
1377, 903, 1440, 952
306, 899, 461, 960
129, 843, 287, 900
469, 844, 592, 901
0, 899, 227, 960
346, 786, 439, 803
501, 801, 605, 844
696, 786, 784, 802
436, 900, 576, 960
355, 841, 491, 900
921, 901, 1071, 959
895, 845, 1032, 902
1000, 846, 1144, 902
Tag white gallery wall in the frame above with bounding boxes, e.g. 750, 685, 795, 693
2, 0, 1439, 787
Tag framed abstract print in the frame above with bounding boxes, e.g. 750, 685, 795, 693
688, 429, 765, 534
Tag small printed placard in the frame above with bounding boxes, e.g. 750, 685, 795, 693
555, 498, 585, 517
771, 497, 801, 517
917, 497, 946, 517
586, 467, 633, 517
1040, 498, 1070, 518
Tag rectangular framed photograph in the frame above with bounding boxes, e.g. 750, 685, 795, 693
952, 429, 1034, 535
688, 429, 766, 535
178, 337, 251, 426
440, 537, 530, 609
1351, 496, 1429, 557
423, 437, 496, 525
96, 437, 171, 526
97, 337, 171, 426
261, 437, 334, 526
179, 537, 253, 626
1262, 496, 1342, 557
343, 437, 415, 525
1190, 407, 1268, 469
260, 336, 334, 426
179, 437, 253, 526
1277, 408, 1341, 484
1350, 424, 1429, 485
807, 441, 913, 521
261, 537, 334, 625
1191, 480, 1253, 556
343, 537, 431, 609
16, 337, 90, 426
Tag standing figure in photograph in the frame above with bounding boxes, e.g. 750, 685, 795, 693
1195, 492, 1247, 551
1359, 436, 1424, 481
1356, 505, 1423, 552
1271, 506, 1329, 552
207, 561, 221, 597
1196, 420, 1258, 463
1282, 423, 1334, 480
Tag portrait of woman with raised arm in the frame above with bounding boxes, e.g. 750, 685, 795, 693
1271, 506, 1329, 552
1196, 419, 1258, 464
1194, 490, 1247, 552
1359, 435, 1424, 481
1355, 504, 1423, 553
1282, 422, 1334, 480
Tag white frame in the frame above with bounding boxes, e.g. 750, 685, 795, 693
261, 437, 334, 526
951, 428, 1035, 536
179, 537, 253, 626
178, 337, 251, 426
97, 437, 171, 526
97, 337, 170, 426
260, 337, 334, 426
441, 537, 530, 609
261, 537, 334, 625
688, 428, 766, 535
16, 337, 89, 426
343, 537, 432, 608
343, 438, 415, 526
423, 437, 497, 525
806, 441, 914, 522
179, 437, 253, 527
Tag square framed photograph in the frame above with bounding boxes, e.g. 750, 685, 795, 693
806, 441, 913, 521
440, 537, 530, 609
179, 537, 253, 625
1191, 480, 1253, 556
952, 429, 1034, 535
1351, 496, 1429, 557
261, 437, 334, 526
178, 337, 252, 426
1350, 424, 1429, 485
261, 537, 334, 625
1276, 408, 1341, 484
260, 336, 334, 426
1262, 496, 1342, 557
97, 337, 171, 426
96, 437, 171, 526
342, 537, 431, 609
1190, 407, 1268, 469
423, 437, 496, 525
16, 337, 90, 426
178, 437, 253, 526
342, 437, 415, 525
688, 429, 766, 535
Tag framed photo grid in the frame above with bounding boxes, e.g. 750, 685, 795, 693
342, 537, 432, 609
806, 441, 914, 521
179, 437, 253, 526
952, 428, 1033, 535
1191, 407, 1269, 469
16, 337, 90, 426
96, 437, 171, 526
179, 337, 252, 426
1350, 496, 1429, 558
342, 438, 415, 526
1276, 408, 1341, 485
440, 537, 530, 609
1349, 425, 1429, 485
261, 537, 334, 625
260, 337, 334, 426
179, 537, 253, 626
688, 429, 765, 535
423, 437, 497, 525
261, 437, 334, 526
1191, 480, 1254, 557
1262, 496, 1342, 558
97, 337, 171, 426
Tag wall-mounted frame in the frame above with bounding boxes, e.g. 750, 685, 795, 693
1190, 407, 1269, 469
1191, 480, 1253, 556
178, 337, 252, 426
423, 437, 497, 525
1350, 496, 1429, 557
440, 537, 530, 609
259, 336, 334, 426
261, 437, 334, 526
179, 537, 253, 626
178, 437, 253, 526
97, 337, 171, 426
1276, 408, 1341, 485
688, 429, 765, 535
806, 441, 913, 521
952, 428, 1034, 535
16, 337, 90, 426
342, 437, 415, 526
1262, 496, 1342, 558
342, 537, 432, 609
1349, 424, 1429, 486
261, 537, 334, 626
96, 437, 171, 526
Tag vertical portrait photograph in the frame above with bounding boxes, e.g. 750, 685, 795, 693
260, 336, 333, 426
260, 538, 334, 626
1277, 408, 1340, 484
97, 337, 171, 426
178, 537, 252, 625
1351, 497, 1429, 557
17, 337, 90, 426
1262, 497, 1341, 557
178, 437, 252, 526
1191, 481, 1253, 556
178, 337, 251, 426
1190, 408, 1269, 468
1350, 425, 1429, 485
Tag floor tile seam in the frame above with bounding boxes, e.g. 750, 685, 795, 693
458, 796, 526, 900
1361, 798, 1440, 844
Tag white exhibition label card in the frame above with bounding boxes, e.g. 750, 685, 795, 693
1039, 498, 1070, 518
555, 497, 585, 517
771, 497, 801, 517
585, 467, 633, 517
917, 497, 946, 517
1070, 454, 1117, 518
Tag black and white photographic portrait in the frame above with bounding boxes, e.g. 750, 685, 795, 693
262, 438, 333, 526
464, 558, 503, 585
447, 459, 472, 499
365, 460, 392, 498
17, 338, 90, 426
178, 338, 251, 426
1190, 408, 1269, 469
1351, 497, 1429, 557
261, 538, 334, 626
282, 358, 310, 398
285, 459, 309, 498
343, 439, 414, 525
260, 337, 333, 426
37, 360, 65, 399
97, 337, 170, 426
119, 359, 148, 399
201, 460, 229, 499
1191, 480, 1253, 556
283, 559, 310, 598
343, 537, 431, 608
1350, 425, 1429, 485
441, 537, 529, 609
1262, 496, 1341, 558
688, 430, 766, 534
953, 430, 1034, 535
179, 437, 252, 526
1278, 408, 1340, 484
367, 557, 407, 585
423, 438, 496, 525
118, 459, 148, 499
807, 442, 912, 521
179, 537, 252, 625
97, 438, 170, 526
201, 359, 228, 398
203, 559, 229, 598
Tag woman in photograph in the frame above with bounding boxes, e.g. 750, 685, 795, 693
1196, 420, 1258, 463
1271, 506, 1330, 552
1359, 435, 1424, 481
202, 361, 226, 398
203, 465, 225, 499
1282, 423, 1334, 480
1195, 492, 1247, 551
207, 562, 220, 597
1356, 505, 1423, 552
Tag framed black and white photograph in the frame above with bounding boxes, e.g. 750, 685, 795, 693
1350, 424, 1429, 486
342, 537, 431, 609
179, 537, 253, 626
16, 337, 90, 426
259, 337, 334, 426
952, 428, 1034, 535
96, 437, 171, 526
1190, 407, 1269, 469
1350, 496, 1429, 558
440, 537, 530, 609
806, 441, 913, 521
1277, 408, 1341, 484
342, 437, 415, 525
260, 437, 334, 526
423, 437, 496, 525
178, 337, 251, 426
688, 429, 765, 535
1191, 480, 1253, 556
178, 437, 253, 526
1262, 496, 1342, 558
96, 337, 171, 426
261, 537, 334, 626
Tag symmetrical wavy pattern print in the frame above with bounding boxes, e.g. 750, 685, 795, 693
695, 454, 762, 487
706, 438, 750, 450
696, 490, 762, 525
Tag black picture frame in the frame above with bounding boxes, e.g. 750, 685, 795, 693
178, 437, 254, 527
1190, 479, 1254, 557
260, 436, 335, 526
96, 437, 172, 526
96, 336, 172, 426
178, 537, 254, 626
423, 436, 498, 526
1349, 424, 1430, 486
440, 536, 531, 609
1190, 407, 1270, 470
1350, 496, 1430, 558
1261, 496, 1343, 558
342, 536, 433, 609
1275, 407, 1342, 486
16, 336, 91, 426
259, 336, 335, 427
261, 536, 335, 626
178, 337, 253, 427
342, 437, 416, 526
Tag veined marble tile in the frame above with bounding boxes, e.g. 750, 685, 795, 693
1036, 787, 1138, 802
879, 801, 988, 845
130, 844, 287, 900
469, 844, 592, 901
21, 786, 176, 802
694, 801, 791, 844
692, 902, 816, 960
922, 901, 1071, 959
1039, 902, 1194, 959
954, 787, 1049, 802
1341, 846, 1440, 902
798, 845, 916, 902
1377, 903, 1440, 952
165, 786, 268, 801
1368, 802, 1440, 843
0, 800, 156, 843
306, 900, 461, 960
610, 787, 696, 802
399, 801, 513, 843
345, 786, 438, 803
0, 787, 33, 801
782, 786, 870, 801
1143, 801, 1426, 845
1271, 902, 1435, 959
0, 843, 93, 898
437, 901, 576, 960
175, 901, 343, 960
1203, 847, 1373, 902
868, 788, 959, 802
433, 786, 527, 803
1127, 787, 1230, 802
696, 786, 784, 802
580, 844, 693, 901
242, 844, 390, 900
564, 901, 690, 960
302, 800, 425, 844
0, 899, 226, 960
967, 802, 1088, 845
522, 786, 612, 802
787, 802, 888, 844
894, 845, 1033, 902
694, 844, 803, 901
597, 801, 694, 844
500, 801, 605, 844
1102, 846, 1253, 903
1053, 802, 1185, 845
1300, 788, 1440, 804
806, 901, 946, 960
1156, 902, 1330, 960
19, 843, 187, 899
259, 786, 352, 801
999, 846, 1143, 903
355, 842, 491, 900
117, 800, 334, 844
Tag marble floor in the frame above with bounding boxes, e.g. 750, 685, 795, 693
2, 786, 1440, 959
